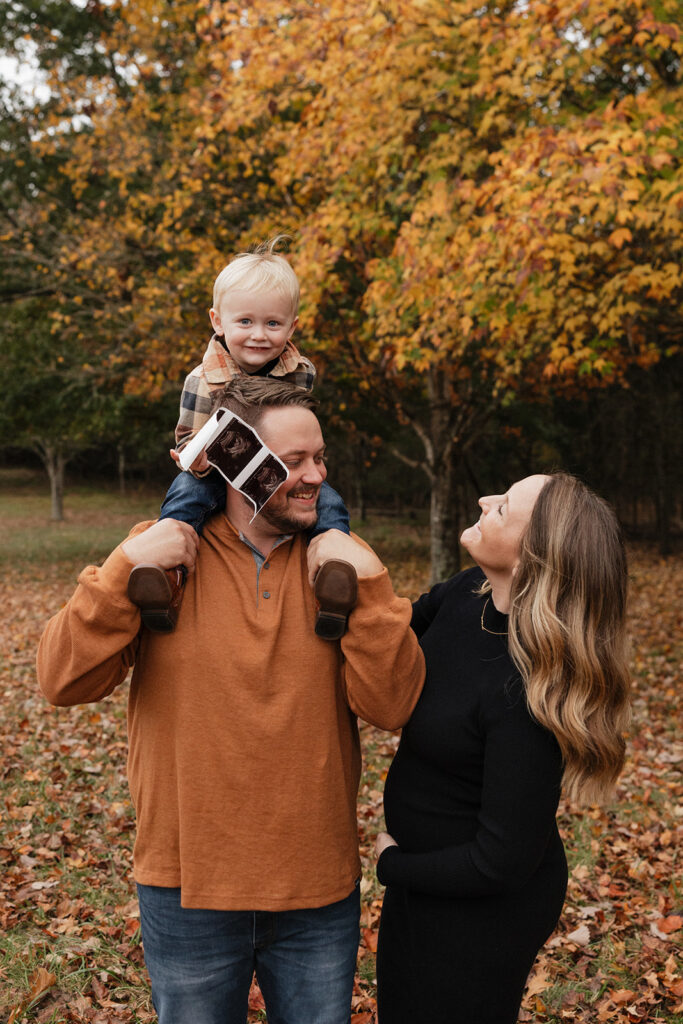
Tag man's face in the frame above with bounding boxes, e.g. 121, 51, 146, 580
253, 406, 328, 534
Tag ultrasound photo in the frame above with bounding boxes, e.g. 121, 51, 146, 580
205, 419, 261, 479
186, 408, 290, 520
238, 453, 289, 514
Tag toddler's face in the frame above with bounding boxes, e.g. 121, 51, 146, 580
210, 289, 298, 373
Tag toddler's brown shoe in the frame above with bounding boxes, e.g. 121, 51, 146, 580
314, 559, 358, 640
127, 564, 186, 633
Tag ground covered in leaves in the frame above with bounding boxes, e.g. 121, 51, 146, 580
0, 530, 681, 1023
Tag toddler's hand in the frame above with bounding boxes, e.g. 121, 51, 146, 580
169, 448, 210, 474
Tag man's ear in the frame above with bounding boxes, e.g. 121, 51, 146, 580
209, 307, 224, 335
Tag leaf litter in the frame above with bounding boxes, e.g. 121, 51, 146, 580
0, 547, 680, 1022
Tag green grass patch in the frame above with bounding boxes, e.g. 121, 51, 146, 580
0, 468, 161, 568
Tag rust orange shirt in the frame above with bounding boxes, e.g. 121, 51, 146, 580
37, 517, 424, 910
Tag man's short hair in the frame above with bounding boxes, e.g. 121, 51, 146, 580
212, 237, 300, 318
210, 376, 318, 431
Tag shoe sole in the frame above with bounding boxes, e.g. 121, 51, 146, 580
127, 564, 174, 608
128, 565, 179, 633
314, 559, 358, 639
314, 559, 358, 614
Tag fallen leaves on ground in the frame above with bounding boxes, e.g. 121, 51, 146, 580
0, 546, 680, 1022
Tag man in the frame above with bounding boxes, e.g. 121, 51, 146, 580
37, 377, 425, 1024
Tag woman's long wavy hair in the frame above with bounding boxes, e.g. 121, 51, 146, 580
507, 474, 631, 805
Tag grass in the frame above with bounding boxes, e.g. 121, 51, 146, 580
0, 467, 161, 568
0, 467, 432, 581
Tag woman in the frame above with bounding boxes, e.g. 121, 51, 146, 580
375, 473, 631, 1024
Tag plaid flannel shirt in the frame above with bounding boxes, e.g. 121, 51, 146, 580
175, 336, 317, 464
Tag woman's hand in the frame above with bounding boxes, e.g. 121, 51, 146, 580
375, 831, 398, 859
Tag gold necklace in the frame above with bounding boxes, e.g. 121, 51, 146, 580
480, 597, 508, 636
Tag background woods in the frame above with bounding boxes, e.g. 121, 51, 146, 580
1, 0, 682, 569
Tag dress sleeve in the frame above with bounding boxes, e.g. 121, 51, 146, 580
36, 526, 152, 707
411, 571, 481, 639
376, 682, 563, 896
410, 580, 451, 638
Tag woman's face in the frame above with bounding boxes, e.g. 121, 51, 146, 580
460, 475, 548, 575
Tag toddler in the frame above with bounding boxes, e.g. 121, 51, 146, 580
127, 239, 355, 637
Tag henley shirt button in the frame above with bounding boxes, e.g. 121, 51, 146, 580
264, 562, 270, 569
263, 591, 271, 599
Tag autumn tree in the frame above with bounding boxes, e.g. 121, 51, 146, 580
0, 1, 233, 474
199, 0, 682, 577
0, 0, 250, 507
2, 0, 681, 568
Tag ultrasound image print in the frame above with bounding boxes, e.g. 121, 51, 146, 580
205, 420, 261, 479
239, 454, 289, 512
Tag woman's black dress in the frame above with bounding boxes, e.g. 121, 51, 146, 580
376, 568, 568, 1024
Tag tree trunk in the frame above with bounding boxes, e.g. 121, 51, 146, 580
425, 368, 461, 584
388, 368, 475, 582
353, 439, 367, 523
36, 442, 67, 521
118, 443, 127, 497
430, 456, 460, 583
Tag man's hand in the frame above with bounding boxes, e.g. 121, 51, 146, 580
375, 831, 399, 859
170, 448, 210, 475
122, 519, 200, 573
307, 530, 384, 586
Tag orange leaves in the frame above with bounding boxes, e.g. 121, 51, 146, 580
516, 546, 683, 1024
6, 0, 680, 426
608, 228, 633, 250
0, 541, 681, 1022
7, 967, 56, 1023
653, 915, 683, 936
248, 978, 266, 1012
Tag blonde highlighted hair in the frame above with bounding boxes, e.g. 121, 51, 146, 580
212, 236, 299, 316
507, 474, 631, 805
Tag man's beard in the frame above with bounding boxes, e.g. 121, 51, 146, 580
254, 492, 319, 535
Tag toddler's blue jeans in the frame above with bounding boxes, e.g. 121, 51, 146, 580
159, 470, 350, 537
137, 882, 360, 1024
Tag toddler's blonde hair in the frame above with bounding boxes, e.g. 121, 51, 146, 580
213, 236, 299, 317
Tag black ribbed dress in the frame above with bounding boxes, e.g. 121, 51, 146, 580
376, 568, 568, 1024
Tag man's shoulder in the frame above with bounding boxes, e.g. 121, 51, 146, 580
348, 530, 374, 554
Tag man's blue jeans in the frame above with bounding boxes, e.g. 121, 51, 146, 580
137, 883, 360, 1024
160, 470, 350, 537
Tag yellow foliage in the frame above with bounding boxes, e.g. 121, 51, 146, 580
8, 0, 680, 407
